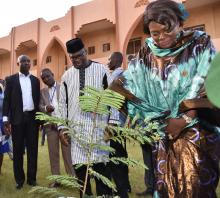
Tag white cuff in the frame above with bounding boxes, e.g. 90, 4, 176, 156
57, 125, 68, 132
109, 119, 120, 125
3, 116, 8, 122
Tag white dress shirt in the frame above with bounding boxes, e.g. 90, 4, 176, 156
19, 72, 34, 112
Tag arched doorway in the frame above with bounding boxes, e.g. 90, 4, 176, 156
0, 49, 11, 79
41, 38, 68, 81
123, 14, 148, 67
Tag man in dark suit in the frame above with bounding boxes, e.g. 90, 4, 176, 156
3, 54, 40, 189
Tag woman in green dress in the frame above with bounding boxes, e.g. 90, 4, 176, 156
111, 0, 220, 197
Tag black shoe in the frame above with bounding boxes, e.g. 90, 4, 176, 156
49, 182, 61, 188
127, 186, 132, 193
16, 183, 23, 190
136, 189, 153, 196
27, 180, 37, 186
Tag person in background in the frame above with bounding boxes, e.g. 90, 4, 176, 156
3, 55, 40, 189
0, 81, 6, 174
107, 52, 131, 198
39, 68, 75, 187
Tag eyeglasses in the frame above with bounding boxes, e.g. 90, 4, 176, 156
69, 51, 86, 60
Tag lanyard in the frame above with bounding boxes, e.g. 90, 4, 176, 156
49, 86, 56, 104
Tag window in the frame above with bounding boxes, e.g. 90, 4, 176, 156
103, 43, 110, 52
126, 38, 142, 55
184, 24, 205, 32
88, 46, 95, 55
46, 56, 52, 64
33, 59, 37, 66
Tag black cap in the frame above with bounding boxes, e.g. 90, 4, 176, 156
66, 38, 84, 53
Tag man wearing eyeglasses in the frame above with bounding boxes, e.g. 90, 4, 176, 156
58, 38, 112, 198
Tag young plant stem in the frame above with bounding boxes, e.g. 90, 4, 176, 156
82, 98, 99, 197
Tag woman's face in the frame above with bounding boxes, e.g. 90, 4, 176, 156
148, 21, 182, 49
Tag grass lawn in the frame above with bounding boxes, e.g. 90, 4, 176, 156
0, 137, 220, 198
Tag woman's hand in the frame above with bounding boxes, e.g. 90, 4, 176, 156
165, 118, 186, 139
165, 110, 197, 139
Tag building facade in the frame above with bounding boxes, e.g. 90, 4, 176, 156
0, 0, 220, 80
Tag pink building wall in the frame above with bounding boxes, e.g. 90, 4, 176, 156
0, 0, 219, 80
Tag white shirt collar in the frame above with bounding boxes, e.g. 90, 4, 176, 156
19, 72, 31, 77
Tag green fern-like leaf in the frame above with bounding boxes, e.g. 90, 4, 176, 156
79, 86, 125, 114
28, 186, 65, 198
47, 175, 82, 189
90, 143, 115, 154
109, 157, 148, 170
89, 168, 117, 192
36, 112, 70, 127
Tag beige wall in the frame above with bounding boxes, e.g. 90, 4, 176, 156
41, 40, 66, 81
185, 2, 220, 39
184, 2, 220, 50
0, 53, 11, 79
14, 20, 38, 50
0, 0, 219, 79
74, 0, 116, 35
0, 36, 11, 52
79, 27, 116, 60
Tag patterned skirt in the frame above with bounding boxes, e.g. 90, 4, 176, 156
154, 125, 220, 198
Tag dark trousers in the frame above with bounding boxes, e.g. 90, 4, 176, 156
74, 163, 112, 198
141, 143, 155, 191
41, 127, 46, 146
109, 139, 130, 198
11, 111, 39, 185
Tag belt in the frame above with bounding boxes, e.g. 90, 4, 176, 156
23, 110, 35, 115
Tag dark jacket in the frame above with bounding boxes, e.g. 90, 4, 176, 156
3, 73, 40, 125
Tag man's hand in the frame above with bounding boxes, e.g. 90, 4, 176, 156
3, 121, 11, 136
46, 105, 55, 113
104, 127, 113, 142
59, 129, 70, 146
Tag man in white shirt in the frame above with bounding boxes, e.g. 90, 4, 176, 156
3, 55, 40, 189
39, 68, 75, 187
108, 52, 131, 198
58, 38, 112, 198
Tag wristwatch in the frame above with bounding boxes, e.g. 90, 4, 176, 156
182, 113, 192, 124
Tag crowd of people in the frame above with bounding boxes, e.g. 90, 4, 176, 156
0, 0, 220, 197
